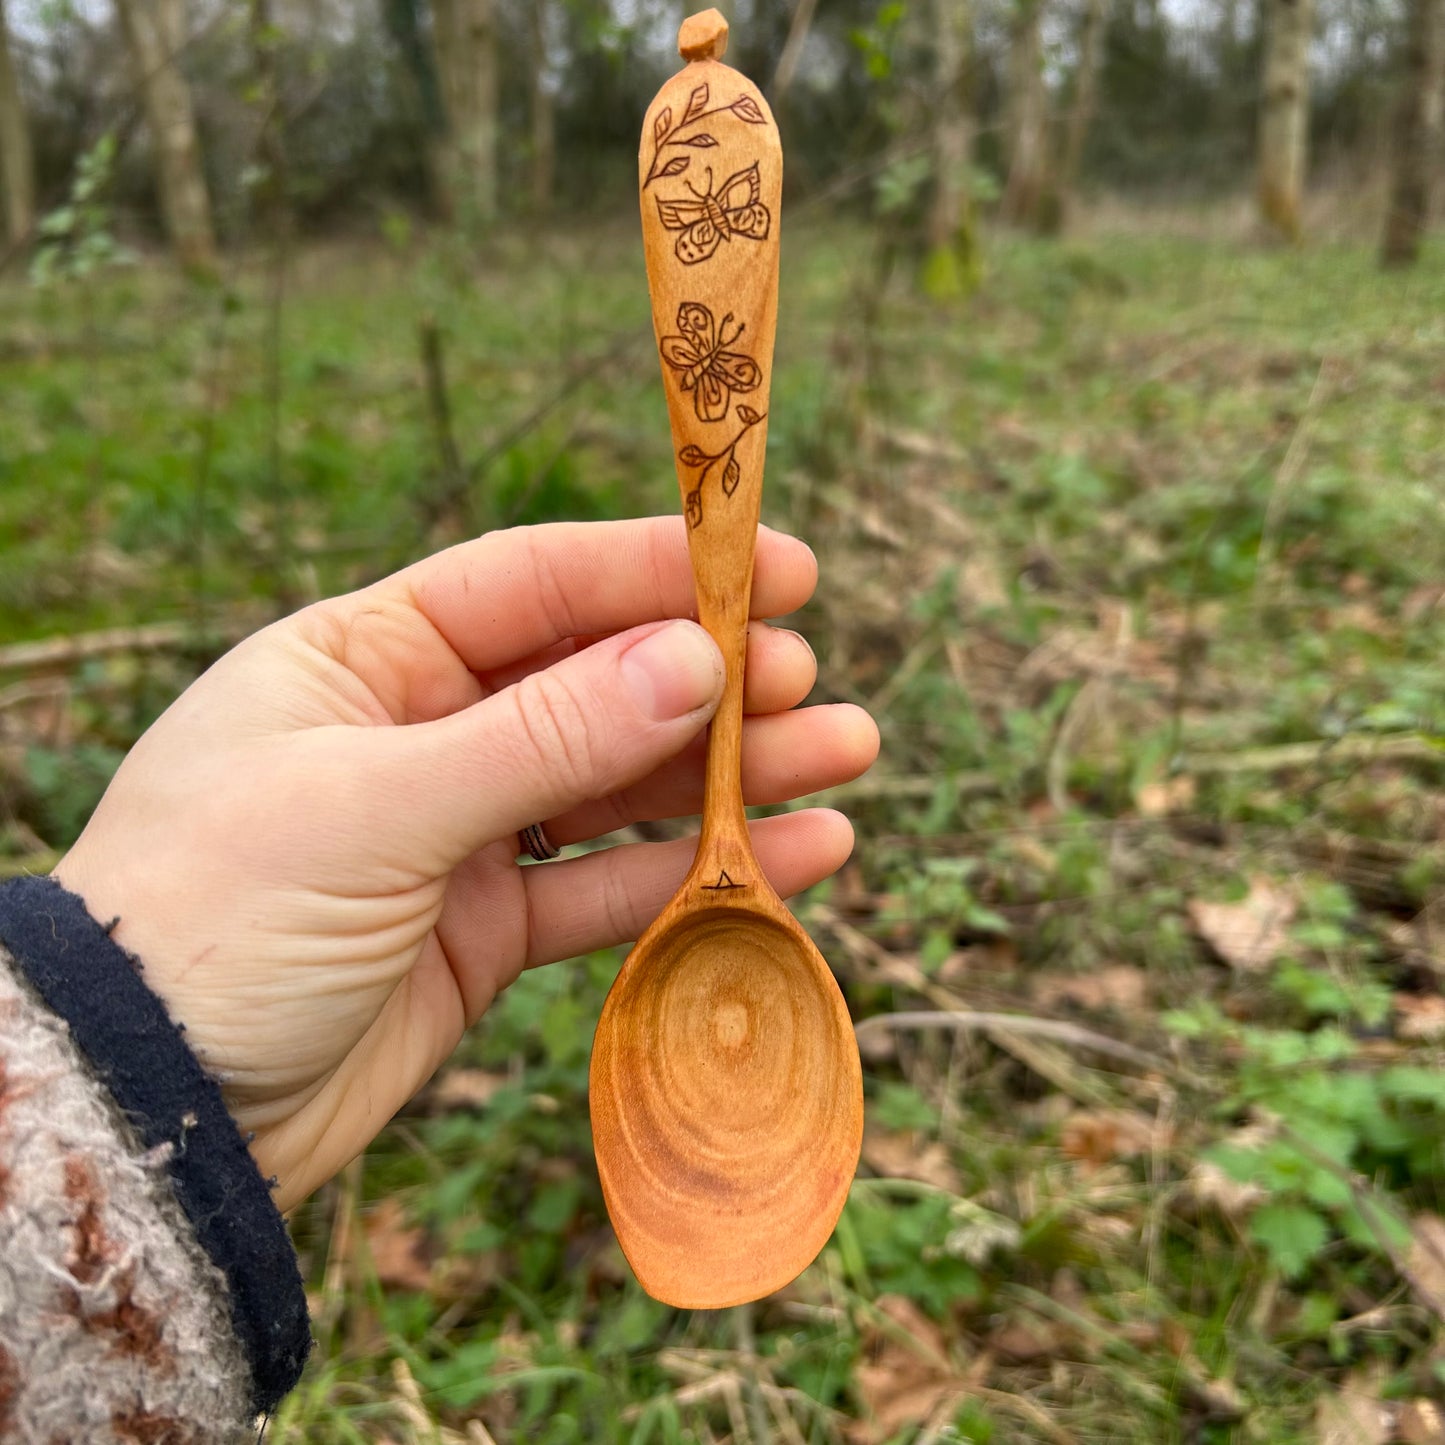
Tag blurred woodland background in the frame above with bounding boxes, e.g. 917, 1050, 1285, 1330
3, 0, 1445, 1441
3, 0, 1445, 261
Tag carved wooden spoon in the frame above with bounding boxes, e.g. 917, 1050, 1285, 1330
588, 9, 863, 1310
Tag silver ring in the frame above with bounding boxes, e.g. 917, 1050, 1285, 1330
518, 822, 561, 861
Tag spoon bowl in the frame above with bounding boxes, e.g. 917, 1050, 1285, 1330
591, 901, 860, 1307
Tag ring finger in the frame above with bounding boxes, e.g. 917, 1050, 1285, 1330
521, 808, 857, 968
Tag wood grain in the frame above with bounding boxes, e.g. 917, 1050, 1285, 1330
588, 9, 863, 1310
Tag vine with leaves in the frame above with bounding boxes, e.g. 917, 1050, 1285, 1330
677, 404, 765, 528
642, 81, 766, 189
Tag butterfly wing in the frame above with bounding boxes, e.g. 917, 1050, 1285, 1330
715, 164, 771, 244
656, 196, 708, 231
695, 369, 728, 422
711, 350, 761, 394
659, 336, 703, 390
676, 303, 717, 353
676, 220, 722, 265
727, 204, 771, 242
717, 164, 761, 210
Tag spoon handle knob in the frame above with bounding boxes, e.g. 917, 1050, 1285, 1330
639, 11, 782, 877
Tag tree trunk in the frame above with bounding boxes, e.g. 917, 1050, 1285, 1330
114, 0, 216, 270
772, 0, 820, 100
429, 0, 459, 221
528, 0, 554, 214
1052, 0, 1107, 228
1381, 0, 1444, 267
382, 0, 450, 216
1256, 0, 1313, 242
432, 0, 498, 232
0, 0, 34, 249
1214, 0, 1239, 101
922, 0, 978, 296
1002, 0, 1048, 226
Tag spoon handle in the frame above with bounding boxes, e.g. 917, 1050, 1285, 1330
639, 9, 783, 891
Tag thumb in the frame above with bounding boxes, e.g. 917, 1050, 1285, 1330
365, 619, 724, 869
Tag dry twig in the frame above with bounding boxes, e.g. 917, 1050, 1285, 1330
1254, 354, 1339, 606
0, 618, 256, 673
856, 1010, 1169, 1073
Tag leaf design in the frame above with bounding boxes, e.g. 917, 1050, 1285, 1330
732, 95, 765, 124
653, 106, 672, 145
683, 84, 709, 126
658, 156, 690, 179
674, 386, 759, 525
679, 134, 718, 148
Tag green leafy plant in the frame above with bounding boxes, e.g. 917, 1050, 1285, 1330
884, 856, 1012, 971
30, 135, 134, 289
837, 1185, 985, 1315
1167, 1006, 1429, 1280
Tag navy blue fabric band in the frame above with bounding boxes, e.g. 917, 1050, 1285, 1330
0, 874, 311, 1414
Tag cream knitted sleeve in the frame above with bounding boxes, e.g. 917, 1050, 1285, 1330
0, 945, 258, 1444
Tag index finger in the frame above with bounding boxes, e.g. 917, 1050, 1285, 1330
388, 516, 817, 675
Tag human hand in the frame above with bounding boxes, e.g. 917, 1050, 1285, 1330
52, 518, 878, 1209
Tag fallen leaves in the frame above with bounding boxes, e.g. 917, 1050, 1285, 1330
1399, 1399, 1445, 1444
1188, 877, 1296, 971
852, 1296, 983, 1444
861, 1128, 962, 1193
1313, 1365, 1390, 1445
1183, 1118, 1278, 1217
362, 1198, 432, 1292
944, 1200, 1023, 1265
359, 1197, 498, 1302
1404, 1213, 1445, 1317
987, 1318, 1064, 1362
1033, 964, 1149, 1013
1186, 1159, 1268, 1218
425, 1068, 510, 1111
1394, 993, 1445, 1041
1060, 1108, 1168, 1168
1136, 773, 1197, 818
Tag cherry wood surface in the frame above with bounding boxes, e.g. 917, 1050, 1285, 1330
588, 9, 864, 1310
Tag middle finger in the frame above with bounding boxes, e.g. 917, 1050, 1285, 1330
543, 701, 878, 846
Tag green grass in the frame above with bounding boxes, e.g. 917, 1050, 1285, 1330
4, 220, 1445, 1442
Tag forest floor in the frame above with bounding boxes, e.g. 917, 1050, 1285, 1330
3, 221, 1445, 1444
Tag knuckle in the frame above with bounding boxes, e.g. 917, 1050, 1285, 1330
293, 600, 352, 663
522, 528, 582, 641
512, 669, 599, 795
599, 853, 638, 946
597, 788, 635, 835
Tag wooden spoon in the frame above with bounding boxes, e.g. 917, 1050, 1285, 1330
588, 9, 863, 1310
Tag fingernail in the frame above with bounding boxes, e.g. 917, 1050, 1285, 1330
621, 621, 723, 721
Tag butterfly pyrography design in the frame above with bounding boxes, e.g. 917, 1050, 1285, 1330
659, 302, 761, 424
655, 163, 771, 266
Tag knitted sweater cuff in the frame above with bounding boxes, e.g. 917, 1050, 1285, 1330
0, 874, 311, 1414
